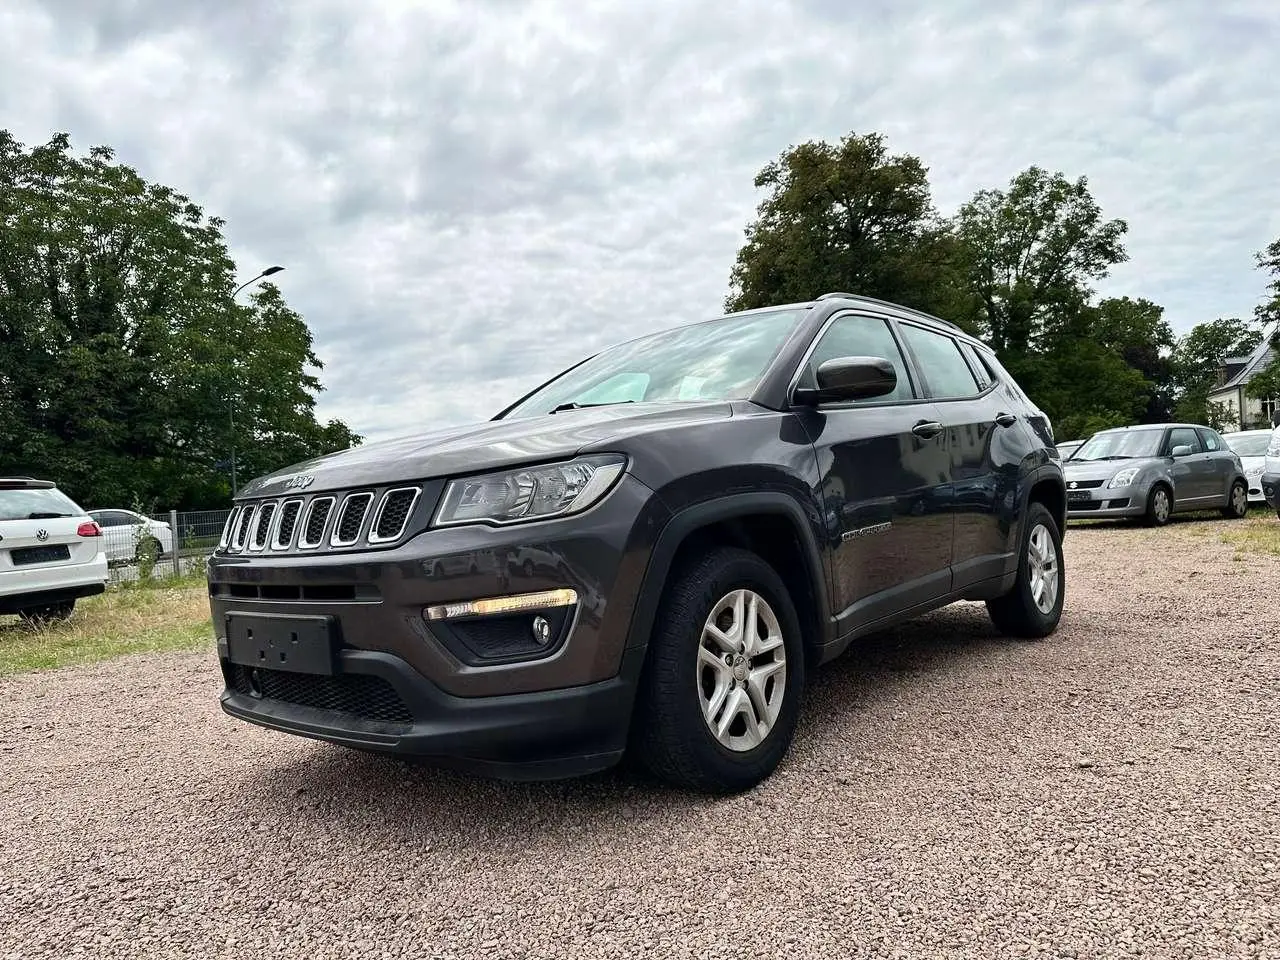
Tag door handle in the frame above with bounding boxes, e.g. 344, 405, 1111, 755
995, 412, 1018, 428
912, 420, 944, 439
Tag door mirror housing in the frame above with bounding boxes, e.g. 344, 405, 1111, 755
1171, 444, 1193, 458
793, 356, 898, 406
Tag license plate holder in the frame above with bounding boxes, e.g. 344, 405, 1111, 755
1066, 489, 1091, 502
225, 613, 337, 675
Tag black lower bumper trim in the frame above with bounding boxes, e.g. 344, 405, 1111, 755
0, 581, 105, 615
219, 645, 646, 781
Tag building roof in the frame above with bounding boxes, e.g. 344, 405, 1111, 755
1210, 321, 1278, 395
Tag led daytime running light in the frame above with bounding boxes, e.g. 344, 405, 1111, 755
424, 588, 578, 621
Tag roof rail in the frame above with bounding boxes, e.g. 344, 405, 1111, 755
815, 292, 963, 331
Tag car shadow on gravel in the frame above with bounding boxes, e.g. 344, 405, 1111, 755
228, 604, 1018, 847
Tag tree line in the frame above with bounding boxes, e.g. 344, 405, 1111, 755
726, 132, 1280, 439
0, 131, 359, 510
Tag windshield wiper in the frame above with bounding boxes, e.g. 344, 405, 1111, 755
27, 511, 72, 519
549, 400, 635, 414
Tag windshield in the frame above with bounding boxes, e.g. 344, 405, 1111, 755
499, 309, 805, 419
1225, 433, 1271, 457
0, 487, 82, 521
1073, 428, 1165, 461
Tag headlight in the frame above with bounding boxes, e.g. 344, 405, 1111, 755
1109, 467, 1140, 488
433, 455, 626, 527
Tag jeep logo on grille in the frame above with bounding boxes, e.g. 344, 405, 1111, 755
35, 529, 49, 542
280, 474, 315, 491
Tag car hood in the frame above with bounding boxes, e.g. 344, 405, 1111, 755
1239, 455, 1266, 472
236, 400, 735, 498
1063, 457, 1163, 483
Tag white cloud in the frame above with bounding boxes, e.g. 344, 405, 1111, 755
3, 0, 1279, 442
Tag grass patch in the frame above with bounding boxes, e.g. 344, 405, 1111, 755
0, 581, 212, 676
1219, 512, 1280, 557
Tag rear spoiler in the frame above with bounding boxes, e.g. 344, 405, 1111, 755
0, 477, 56, 489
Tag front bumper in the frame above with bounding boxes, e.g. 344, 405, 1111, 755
219, 641, 646, 779
1065, 485, 1143, 519
208, 474, 669, 776
1262, 472, 1280, 511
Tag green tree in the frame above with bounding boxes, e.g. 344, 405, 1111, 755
953, 166, 1128, 357
1089, 296, 1176, 422
725, 133, 968, 319
0, 131, 358, 508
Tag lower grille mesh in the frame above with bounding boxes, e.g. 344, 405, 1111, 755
230, 666, 413, 725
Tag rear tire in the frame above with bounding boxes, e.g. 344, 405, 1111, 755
986, 502, 1064, 639
1221, 480, 1248, 519
1144, 484, 1173, 526
19, 601, 75, 624
632, 547, 805, 794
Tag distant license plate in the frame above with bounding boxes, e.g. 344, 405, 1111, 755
1066, 490, 1092, 502
225, 613, 337, 675
10, 544, 72, 566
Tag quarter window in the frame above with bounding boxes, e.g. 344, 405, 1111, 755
957, 341, 992, 390
899, 324, 981, 399
803, 315, 914, 402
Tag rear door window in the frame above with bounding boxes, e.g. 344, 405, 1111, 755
1197, 428, 1221, 452
898, 324, 981, 399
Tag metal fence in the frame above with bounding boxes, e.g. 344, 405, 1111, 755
101, 509, 231, 585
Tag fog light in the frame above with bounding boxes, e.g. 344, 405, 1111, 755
532, 615, 552, 645
424, 588, 578, 621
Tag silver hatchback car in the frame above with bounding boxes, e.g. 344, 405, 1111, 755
1063, 423, 1250, 525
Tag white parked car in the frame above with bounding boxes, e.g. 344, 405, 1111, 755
1222, 429, 1273, 503
0, 478, 108, 621
1262, 426, 1280, 518
87, 509, 175, 565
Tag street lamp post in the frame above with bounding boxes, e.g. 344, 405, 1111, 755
228, 266, 285, 493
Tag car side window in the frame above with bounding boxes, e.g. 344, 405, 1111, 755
957, 341, 993, 390
899, 324, 981, 399
1167, 427, 1202, 455
803, 315, 914, 402
94, 511, 125, 527
1197, 428, 1221, 452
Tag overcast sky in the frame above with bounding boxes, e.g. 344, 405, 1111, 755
4, 0, 1279, 441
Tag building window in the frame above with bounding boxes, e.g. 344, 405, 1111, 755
1262, 396, 1279, 422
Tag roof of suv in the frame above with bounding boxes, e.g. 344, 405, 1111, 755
0, 477, 55, 489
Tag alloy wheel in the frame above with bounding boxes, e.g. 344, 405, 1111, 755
1027, 523, 1060, 615
696, 589, 787, 752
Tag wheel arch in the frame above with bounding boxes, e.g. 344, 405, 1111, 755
624, 492, 832, 669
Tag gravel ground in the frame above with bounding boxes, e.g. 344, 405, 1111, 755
1, 518, 1277, 959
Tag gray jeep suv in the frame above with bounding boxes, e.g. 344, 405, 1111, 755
209, 293, 1067, 793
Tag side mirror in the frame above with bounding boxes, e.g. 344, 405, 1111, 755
1171, 444, 1192, 458
794, 356, 898, 406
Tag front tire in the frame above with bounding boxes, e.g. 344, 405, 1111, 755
1221, 480, 1249, 519
632, 547, 805, 793
986, 502, 1064, 639
1144, 484, 1173, 526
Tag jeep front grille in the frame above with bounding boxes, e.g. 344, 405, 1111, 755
220, 486, 423, 555
332, 492, 375, 546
